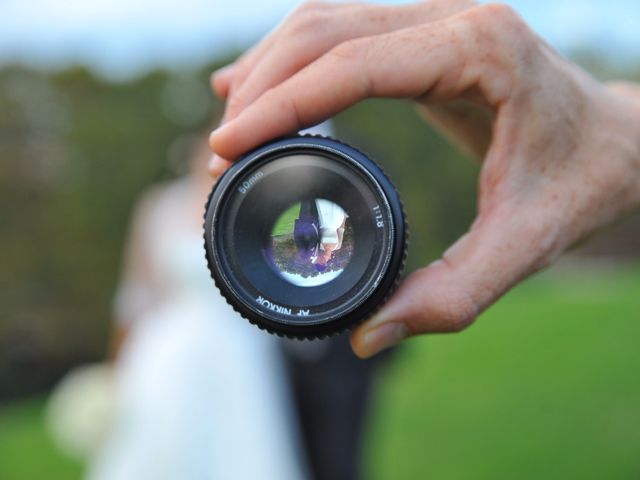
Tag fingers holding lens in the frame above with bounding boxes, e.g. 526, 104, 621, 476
211, 2, 336, 104
211, 14, 494, 160
350, 197, 564, 358
216, 0, 479, 125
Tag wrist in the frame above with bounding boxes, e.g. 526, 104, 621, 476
605, 82, 640, 211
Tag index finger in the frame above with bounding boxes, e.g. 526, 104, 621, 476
209, 9, 512, 160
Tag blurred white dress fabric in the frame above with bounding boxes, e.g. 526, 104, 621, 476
47, 363, 116, 459
315, 199, 347, 248
87, 180, 307, 480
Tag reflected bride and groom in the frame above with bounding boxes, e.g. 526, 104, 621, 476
269, 198, 354, 287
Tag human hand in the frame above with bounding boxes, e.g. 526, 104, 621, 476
208, 1, 640, 357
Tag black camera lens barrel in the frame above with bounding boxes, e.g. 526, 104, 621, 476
203, 135, 407, 339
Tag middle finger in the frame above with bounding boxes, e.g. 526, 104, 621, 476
222, 0, 476, 123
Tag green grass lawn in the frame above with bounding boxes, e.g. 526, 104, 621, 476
365, 263, 640, 480
0, 264, 638, 480
0, 398, 83, 480
272, 202, 300, 236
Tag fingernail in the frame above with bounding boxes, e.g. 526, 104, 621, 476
210, 122, 229, 143
361, 322, 409, 357
209, 155, 233, 177
208, 154, 227, 170
209, 128, 221, 150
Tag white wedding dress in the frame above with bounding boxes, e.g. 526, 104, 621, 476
88, 180, 307, 480
315, 199, 347, 248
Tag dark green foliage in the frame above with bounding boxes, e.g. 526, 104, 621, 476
0, 63, 224, 399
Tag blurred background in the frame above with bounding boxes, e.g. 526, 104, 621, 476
1, 0, 639, 479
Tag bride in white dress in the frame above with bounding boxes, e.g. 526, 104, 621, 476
87, 131, 308, 480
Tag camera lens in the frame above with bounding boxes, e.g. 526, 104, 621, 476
203, 135, 407, 338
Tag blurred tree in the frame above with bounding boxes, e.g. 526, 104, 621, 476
0, 63, 223, 399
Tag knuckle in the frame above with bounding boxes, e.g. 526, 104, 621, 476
477, 3, 521, 25
286, 3, 332, 35
461, 3, 537, 77
482, 3, 532, 47
431, 0, 479, 16
296, 1, 328, 13
328, 38, 370, 63
464, 3, 529, 40
439, 290, 478, 332
429, 259, 481, 333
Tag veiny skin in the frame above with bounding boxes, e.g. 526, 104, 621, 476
207, 1, 640, 358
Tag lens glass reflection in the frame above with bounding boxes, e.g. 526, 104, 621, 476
269, 199, 353, 287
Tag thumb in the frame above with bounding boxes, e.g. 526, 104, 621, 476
350, 203, 559, 358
